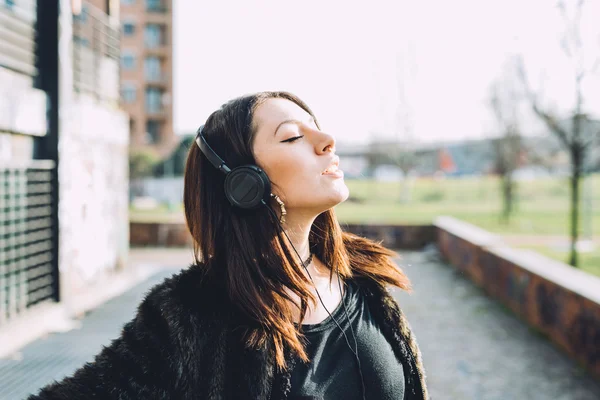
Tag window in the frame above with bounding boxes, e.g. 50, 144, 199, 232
146, 0, 165, 12
144, 57, 162, 81
122, 0, 135, 4
73, 36, 90, 47
121, 84, 136, 103
145, 88, 163, 113
146, 120, 161, 143
121, 53, 135, 69
73, 5, 88, 22
144, 24, 164, 48
123, 22, 135, 36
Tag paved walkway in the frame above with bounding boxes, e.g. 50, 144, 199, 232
1, 250, 599, 399
0, 269, 177, 400
396, 248, 600, 400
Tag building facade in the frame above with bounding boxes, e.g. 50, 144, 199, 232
119, 0, 174, 156
0, 0, 56, 327
1, 0, 130, 355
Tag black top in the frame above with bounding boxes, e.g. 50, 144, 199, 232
290, 280, 405, 400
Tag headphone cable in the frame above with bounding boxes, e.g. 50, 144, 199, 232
263, 203, 366, 400
338, 267, 367, 399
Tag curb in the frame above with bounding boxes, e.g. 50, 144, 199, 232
0, 263, 163, 360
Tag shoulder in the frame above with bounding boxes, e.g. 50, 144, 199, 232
138, 263, 233, 331
351, 275, 389, 299
352, 276, 405, 325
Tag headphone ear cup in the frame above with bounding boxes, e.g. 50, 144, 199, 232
224, 165, 271, 209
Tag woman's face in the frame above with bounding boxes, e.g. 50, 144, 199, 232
252, 98, 349, 216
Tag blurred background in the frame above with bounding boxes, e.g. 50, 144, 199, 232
1, 0, 600, 399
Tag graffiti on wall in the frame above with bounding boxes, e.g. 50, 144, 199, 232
535, 283, 562, 328
506, 270, 530, 309
568, 308, 600, 366
60, 98, 129, 294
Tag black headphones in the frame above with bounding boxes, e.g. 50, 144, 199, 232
195, 124, 272, 210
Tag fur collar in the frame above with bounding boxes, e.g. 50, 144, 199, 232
29, 264, 429, 400
171, 265, 429, 399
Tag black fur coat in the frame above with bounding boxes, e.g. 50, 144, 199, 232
28, 264, 429, 400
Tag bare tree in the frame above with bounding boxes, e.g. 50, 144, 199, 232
388, 48, 418, 202
488, 65, 523, 223
517, 0, 600, 267
369, 30, 420, 200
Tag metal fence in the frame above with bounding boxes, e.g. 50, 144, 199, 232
0, 161, 57, 326
72, 1, 120, 102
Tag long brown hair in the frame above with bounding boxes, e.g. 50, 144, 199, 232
183, 91, 410, 369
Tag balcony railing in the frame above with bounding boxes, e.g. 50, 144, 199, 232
0, 0, 37, 76
72, 2, 120, 102
145, 73, 168, 85
145, 108, 167, 119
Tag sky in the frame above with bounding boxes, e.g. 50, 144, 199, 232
173, 0, 600, 145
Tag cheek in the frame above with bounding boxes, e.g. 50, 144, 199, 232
268, 157, 313, 196
261, 154, 315, 200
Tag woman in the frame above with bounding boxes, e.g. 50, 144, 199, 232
29, 92, 428, 400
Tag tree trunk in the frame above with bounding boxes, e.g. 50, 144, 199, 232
568, 163, 580, 267
500, 174, 514, 224
399, 171, 412, 203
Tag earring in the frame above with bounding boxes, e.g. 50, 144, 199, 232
270, 193, 286, 224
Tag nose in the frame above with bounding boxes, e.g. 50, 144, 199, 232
315, 130, 336, 155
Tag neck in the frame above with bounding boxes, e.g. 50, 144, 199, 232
281, 211, 315, 262
281, 210, 334, 283
281, 211, 341, 324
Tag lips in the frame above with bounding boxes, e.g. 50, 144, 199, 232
321, 158, 340, 174
322, 164, 339, 174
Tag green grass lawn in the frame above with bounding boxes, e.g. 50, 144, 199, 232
336, 175, 600, 275
337, 175, 600, 235
130, 204, 185, 223
130, 174, 600, 276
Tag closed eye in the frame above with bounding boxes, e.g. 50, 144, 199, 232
280, 135, 304, 143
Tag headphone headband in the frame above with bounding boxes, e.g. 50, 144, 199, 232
195, 125, 231, 174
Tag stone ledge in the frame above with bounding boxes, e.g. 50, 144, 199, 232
0, 258, 164, 360
488, 246, 600, 306
434, 216, 503, 247
0, 302, 73, 360
131, 221, 437, 250
435, 216, 600, 381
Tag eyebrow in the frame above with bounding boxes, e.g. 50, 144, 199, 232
273, 116, 315, 136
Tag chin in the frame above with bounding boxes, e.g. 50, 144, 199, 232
292, 181, 350, 214
321, 185, 350, 210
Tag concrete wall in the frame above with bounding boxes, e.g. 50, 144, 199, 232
130, 222, 191, 247
343, 223, 436, 249
435, 216, 600, 380
130, 221, 436, 250
59, 95, 130, 303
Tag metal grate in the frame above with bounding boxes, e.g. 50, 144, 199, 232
72, 1, 120, 102
0, 161, 57, 327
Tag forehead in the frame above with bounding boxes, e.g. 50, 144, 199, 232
253, 98, 311, 131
